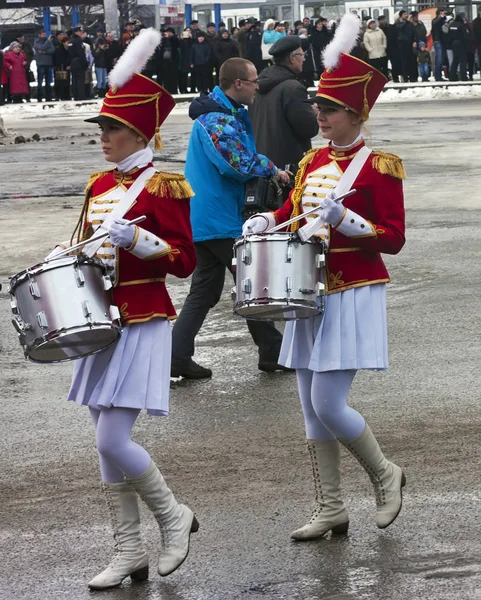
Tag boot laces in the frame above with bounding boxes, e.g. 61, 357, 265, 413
307, 443, 326, 522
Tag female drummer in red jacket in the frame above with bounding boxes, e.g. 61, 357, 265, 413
244, 14, 407, 541
47, 30, 198, 589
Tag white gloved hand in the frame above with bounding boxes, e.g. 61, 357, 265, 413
319, 193, 344, 226
242, 212, 275, 235
45, 245, 66, 260
106, 218, 136, 248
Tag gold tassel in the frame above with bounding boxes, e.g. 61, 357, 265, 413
372, 151, 407, 180
145, 171, 195, 199
154, 128, 163, 151
289, 148, 324, 231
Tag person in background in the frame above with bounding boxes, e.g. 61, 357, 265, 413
158, 27, 179, 94
3, 42, 29, 103
93, 37, 109, 97
298, 27, 317, 87
246, 20, 263, 73
214, 29, 239, 70
68, 26, 88, 100
431, 8, 447, 81
205, 22, 218, 89
190, 32, 212, 93
309, 18, 332, 74
443, 13, 454, 71
409, 11, 427, 45
189, 19, 201, 42
231, 27, 240, 40
448, 13, 470, 81
416, 41, 431, 81
303, 16, 314, 35
105, 32, 122, 73
294, 20, 303, 34
237, 18, 254, 58
94, 27, 106, 48
15, 33, 34, 101
473, 6, 481, 77
363, 18, 388, 78
395, 10, 417, 82
121, 21, 135, 49
171, 57, 291, 379
179, 28, 194, 93
54, 35, 71, 101
250, 36, 319, 174
34, 30, 55, 102
82, 30, 95, 99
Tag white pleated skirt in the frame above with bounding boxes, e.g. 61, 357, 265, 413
68, 319, 171, 416
278, 283, 388, 372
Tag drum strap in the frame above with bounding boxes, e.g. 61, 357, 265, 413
82, 167, 156, 257
298, 146, 372, 241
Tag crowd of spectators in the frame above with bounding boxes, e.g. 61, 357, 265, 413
1, 8, 480, 105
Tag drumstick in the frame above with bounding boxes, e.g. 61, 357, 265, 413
45, 215, 147, 262
265, 189, 356, 234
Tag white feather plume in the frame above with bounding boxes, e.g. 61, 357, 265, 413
108, 28, 161, 88
322, 13, 361, 71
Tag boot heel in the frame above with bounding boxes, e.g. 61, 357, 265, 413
401, 472, 406, 487
130, 565, 149, 581
191, 516, 200, 533
331, 521, 349, 535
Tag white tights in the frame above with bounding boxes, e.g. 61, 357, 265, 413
89, 407, 152, 483
296, 369, 365, 442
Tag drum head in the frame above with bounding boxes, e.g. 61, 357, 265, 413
28, 326, 120, 363
235, 301, 322, 321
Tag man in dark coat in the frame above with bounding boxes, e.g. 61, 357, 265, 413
395, 10, 417, 82
249, 36, 319, 174
68, 26, 88, 100
105, 32, 122, 72
309, 18, 332, 73
157, 27, 180, 94
245, 21, 263, 73
474, 6, 481, 73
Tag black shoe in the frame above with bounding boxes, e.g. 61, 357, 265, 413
258, 361, 294, 373
171, 359, 212, 379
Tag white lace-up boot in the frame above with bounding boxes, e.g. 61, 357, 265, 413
88, 481, 149, 590
291, 439, 350, 541
126, 461, 199, 576
341, 425, 406, 529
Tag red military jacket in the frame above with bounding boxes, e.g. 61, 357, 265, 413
273, 140, 406, 294
80, 164, 196, 324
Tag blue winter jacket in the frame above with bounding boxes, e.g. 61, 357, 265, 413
186, 86, 277, 242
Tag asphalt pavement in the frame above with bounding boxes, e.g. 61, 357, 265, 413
1, 98, 481, 600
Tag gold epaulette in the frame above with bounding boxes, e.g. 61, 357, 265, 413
372, 151, 406, 180
145, 171, 195, 199
289, 147, 327, 231
85, 170, 112, 197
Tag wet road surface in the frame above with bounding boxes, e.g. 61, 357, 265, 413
1, 99, 481, 599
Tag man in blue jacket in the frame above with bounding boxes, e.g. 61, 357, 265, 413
172, 57, 291, 379
34, 30, 55, 102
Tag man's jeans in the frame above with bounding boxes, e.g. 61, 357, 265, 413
95, 67, 108, 89
434, 41, 444, 81
37, 65, 53, 100
171, 238, 283, 365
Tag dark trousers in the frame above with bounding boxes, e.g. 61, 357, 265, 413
71, 68, 86, 100
193, 64, 210, 92
178, 70, 189, 93
37, 65, 53, 101
369, 56, 389, 79
449, 41, 468, 81
160, 62, 178, 94
399, 42, 417, 82
171, 238, 283, 364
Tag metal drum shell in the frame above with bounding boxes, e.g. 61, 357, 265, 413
9, 256, 121, 363
232, 232, 325, 321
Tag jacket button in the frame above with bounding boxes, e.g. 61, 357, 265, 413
360, 224, 365, 229
350, 219, 355, 223
155, 241, 160, 246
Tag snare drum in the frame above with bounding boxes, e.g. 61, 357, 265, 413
9, 256, 121, 363
232, 232, 325, 321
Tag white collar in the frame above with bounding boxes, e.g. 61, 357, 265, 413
116, 147, 153, 173
331, 133, 363, 149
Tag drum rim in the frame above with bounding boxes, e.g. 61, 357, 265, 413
9, 255, 106, 290
27, 323, 121, 364
234, 233, 323, 246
